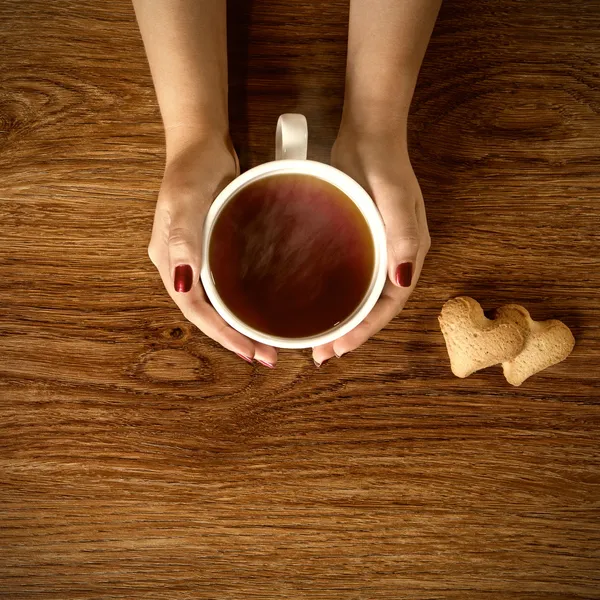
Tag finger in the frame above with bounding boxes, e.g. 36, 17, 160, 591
369, 177, 421, 289
156, 248, 279, 366
312, 342, 335, 367
333, 286, 408, 357
333, 233, 428, 359
181, 290, 257, 359
166, 209, 202, 294
254, 342, 278, 369
153, 249, 257, 360
381, 199, 420, 289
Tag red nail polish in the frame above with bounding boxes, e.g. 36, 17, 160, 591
236, 353, 253, 364
174, 264, 193, 293
257, 359, 274, 369
395, 262, 413, 287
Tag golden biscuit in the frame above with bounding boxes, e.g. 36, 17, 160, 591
438, 297, 527, 378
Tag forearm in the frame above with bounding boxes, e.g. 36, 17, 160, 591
132, 0, 228, 156
341, 0, 441, 139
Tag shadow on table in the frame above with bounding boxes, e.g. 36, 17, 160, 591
227, 0, 253, 172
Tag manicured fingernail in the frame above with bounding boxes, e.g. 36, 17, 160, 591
395, 262, 413, 287
257, 359, 274, 369
314, 358, 329, 368
236, 353, 253, 364
334, 351, 344, 359
174, 264, 193, 293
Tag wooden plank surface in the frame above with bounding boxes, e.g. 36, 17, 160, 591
1, 0, 599, 598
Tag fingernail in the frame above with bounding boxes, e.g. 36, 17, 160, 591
174, 264, 193, 293
334, 351, 344, 359
314, 358, 329, 368
236, 353, 253, 364
395, 262, 413, 287
257, 359, 274, 369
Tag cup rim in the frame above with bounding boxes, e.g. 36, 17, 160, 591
201, 159, 388, 349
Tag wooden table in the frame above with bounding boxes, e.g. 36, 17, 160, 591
1, 1, 599, 598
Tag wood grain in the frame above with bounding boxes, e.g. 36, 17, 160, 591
1, 0, 599, 598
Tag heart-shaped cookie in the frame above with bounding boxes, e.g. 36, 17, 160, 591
495, 304, 575, 386
438, 297, 527, 378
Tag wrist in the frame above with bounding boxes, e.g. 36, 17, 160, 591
164, 119, 231, 165
339, 97, 409, 147
337, 106, 409, 156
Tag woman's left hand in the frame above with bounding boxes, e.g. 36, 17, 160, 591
313, 129, 431, 366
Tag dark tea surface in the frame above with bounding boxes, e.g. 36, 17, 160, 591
209, 173, 374, 338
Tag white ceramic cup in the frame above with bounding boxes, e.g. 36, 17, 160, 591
201, 113, 387, 349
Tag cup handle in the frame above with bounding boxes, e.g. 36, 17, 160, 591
276, 114, 308, 160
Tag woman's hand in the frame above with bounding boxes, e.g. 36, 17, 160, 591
134, 2, 276, 364
148, 132, 278, 368
312, 129, 431, 366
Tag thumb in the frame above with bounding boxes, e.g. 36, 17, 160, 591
380, 196, 420, 289
168, 216, 202, 294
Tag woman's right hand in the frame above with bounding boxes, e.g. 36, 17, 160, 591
148, 132, 278, 368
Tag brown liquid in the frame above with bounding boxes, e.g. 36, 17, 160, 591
209, 173, 374, 338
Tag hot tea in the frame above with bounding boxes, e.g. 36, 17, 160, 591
209, 173, 374, 338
